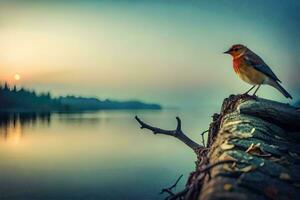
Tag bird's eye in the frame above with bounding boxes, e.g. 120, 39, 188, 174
234, 48, 239, 51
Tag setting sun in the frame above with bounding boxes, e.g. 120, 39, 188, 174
14, 74, 21, 81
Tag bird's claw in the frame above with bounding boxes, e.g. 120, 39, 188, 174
241, 93, 251, 98
239, 93, 258, 100
251, 94, 258, 100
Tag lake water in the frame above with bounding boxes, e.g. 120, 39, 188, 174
0, 108, 217, 200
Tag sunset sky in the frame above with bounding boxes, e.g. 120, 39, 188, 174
0, 0, 299, 108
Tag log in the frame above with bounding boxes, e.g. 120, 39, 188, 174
135, 94, 300, 200
198, 94, 300, 200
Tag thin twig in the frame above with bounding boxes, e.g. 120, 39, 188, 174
160, 174, 183, 197
169, 174, 183, 191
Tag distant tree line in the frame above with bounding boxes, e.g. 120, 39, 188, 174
0, 82, 63, 111
0, 83, 161, 112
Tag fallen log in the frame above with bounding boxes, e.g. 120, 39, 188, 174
199, 94, 300, 200
135, 94, 300, 200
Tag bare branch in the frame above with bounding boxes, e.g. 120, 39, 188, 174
169, 174, 183, 191
135, 115, 175, 136
135, 116, 202, 151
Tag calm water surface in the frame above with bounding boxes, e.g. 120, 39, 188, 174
0, 108, 216, 200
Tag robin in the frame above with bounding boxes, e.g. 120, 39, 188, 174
224, 44, 292, 99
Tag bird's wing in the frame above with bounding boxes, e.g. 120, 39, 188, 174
244, 51, 281, 83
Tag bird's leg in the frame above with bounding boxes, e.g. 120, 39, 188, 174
252, 84, 261, 96
243, 85, 256, 95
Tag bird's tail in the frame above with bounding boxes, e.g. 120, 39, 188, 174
269, 80, 293, 99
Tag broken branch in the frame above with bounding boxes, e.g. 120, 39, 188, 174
135, 116, 202, 151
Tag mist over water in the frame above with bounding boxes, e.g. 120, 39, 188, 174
0, 108, 215, 200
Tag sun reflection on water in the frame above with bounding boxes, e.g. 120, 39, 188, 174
0, 121, 22, 145
0, 112, 51, 146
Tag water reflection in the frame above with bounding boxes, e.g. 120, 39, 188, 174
0, 112, 51, 142
0, 110, 202, 200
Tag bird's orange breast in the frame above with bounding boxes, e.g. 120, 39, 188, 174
233, 57, 266, 85
233, 58, 242, 73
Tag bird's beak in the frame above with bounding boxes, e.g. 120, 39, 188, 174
223, 49, 231, 54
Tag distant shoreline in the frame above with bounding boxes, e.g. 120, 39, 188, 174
0, 107, 162, 114
0, 83, 162, 113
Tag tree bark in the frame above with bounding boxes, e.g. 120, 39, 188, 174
198, 95, 300, 200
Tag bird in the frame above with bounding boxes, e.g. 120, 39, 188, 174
224, 44, 292, 99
